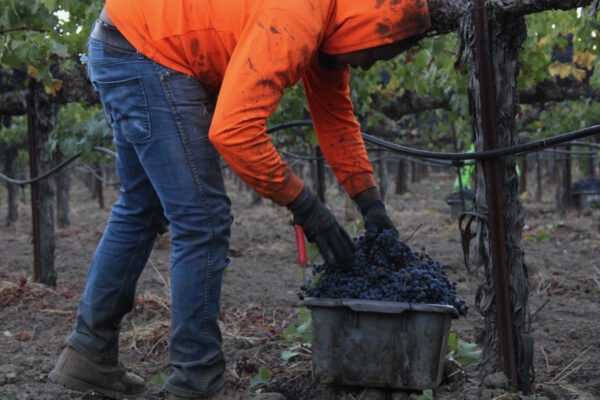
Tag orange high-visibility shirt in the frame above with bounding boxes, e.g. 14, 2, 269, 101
106, 0, 430, 205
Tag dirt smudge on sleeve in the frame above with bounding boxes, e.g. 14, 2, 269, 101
274, 70, 292, 87
257, 79, 281, 94
376, 22, 392, 36
247, 58, 257, 72
283, 27, 296, 41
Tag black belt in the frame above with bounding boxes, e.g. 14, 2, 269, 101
90, 15, 136, 53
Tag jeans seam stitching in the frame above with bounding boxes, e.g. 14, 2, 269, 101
157, 69, 204, 190
150, 62, 228, 394
125, 78, 152, 143
156, 66, 215, 327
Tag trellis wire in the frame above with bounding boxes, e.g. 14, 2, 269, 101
1, 121, 599, 185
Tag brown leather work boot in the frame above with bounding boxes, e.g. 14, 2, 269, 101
49, 346, 145, 399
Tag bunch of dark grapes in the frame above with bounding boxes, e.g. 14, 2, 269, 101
303, 229, 467, 316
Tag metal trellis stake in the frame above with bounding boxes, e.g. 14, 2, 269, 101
473, 0, 518, 388
27, 81, 43, 283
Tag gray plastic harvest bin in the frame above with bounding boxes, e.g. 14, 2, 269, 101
304, 298, 457, 391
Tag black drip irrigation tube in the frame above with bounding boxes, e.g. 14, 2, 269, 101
364, 125, 600, 161
0, 153, 82, 186
2, 122, 600, 186
267, 120, 600, 164
0, 146, 116, 186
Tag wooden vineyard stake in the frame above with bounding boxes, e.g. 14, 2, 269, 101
27, 84, 42, 283
473, 0, 518, 389
26, 81, 57, 287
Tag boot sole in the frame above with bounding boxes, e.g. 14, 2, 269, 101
49, 369, 145, 400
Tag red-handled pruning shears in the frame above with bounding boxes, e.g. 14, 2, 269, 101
294, 225, 308, 268
294, 225, 310, 285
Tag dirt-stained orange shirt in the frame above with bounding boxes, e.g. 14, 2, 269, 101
106, 0, 431, 205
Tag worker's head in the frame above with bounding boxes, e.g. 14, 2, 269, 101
320, 0, 431, 70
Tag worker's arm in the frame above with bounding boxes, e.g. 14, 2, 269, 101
209, 9, 319, 206
303, 59, 397, 235
209, 8, 355, 264
302, 60, 376, 198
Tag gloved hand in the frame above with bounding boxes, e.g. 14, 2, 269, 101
288, 187, 355, 266
353, 187, 397, 235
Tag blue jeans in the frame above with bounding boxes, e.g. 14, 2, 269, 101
68, 37, 233, 397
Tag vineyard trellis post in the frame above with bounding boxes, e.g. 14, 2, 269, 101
556, 144, 573, 215
395, 159, 408, 195
26, 80, 57, 287
535, 152, 543, 202
549, 151, 559, 183
586, 147, 596, 177
468, 0, 532, 392
411, 160, 419, 183
3, 143, 20, 226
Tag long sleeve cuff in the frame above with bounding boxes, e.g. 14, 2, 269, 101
343, 173, 377, 199
269, 173, 305, 206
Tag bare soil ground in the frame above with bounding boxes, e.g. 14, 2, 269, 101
1, 171, 599, 400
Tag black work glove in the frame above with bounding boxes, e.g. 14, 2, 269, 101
288, 187, 355, 267
353, 188, 398, 235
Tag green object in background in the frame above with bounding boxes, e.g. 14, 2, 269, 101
447, 331, 482, 367
453, 145, 475, 191
250, 367, 272, 387
453, 144, 521, 192
416, 390, 434, 400
282, 307, 312, 344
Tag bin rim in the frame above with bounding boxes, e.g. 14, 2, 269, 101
303, 298, 458, 317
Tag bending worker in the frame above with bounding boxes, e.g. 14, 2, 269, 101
50, 0, 431, 399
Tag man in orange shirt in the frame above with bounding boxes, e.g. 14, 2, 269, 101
50, 1, 431, 399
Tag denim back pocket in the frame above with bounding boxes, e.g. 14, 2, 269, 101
95, 77, 151, 144
154, 64, 218, 158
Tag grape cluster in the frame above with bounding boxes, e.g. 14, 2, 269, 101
303, 229, 467, 316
